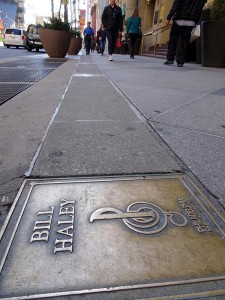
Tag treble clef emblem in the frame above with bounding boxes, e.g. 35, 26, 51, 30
90, 202, 188, 235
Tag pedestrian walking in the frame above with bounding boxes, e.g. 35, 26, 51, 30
91, 35, 96, 53
83, 22, 94, 55
97, 24, 107, 55
164, 0, 207, 67
102, 0, 123, 61
126, 7, 141, 59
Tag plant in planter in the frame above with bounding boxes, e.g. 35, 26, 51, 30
201, 0, 225, 67
39, 17, 72, 58
68, 29, 83, 55
211, 0, 225, 20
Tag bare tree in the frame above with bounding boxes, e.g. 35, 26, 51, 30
51, 0, 54, 18
58, 0, 62, 19
58, 0, 68, 22
64, 2, 68, 22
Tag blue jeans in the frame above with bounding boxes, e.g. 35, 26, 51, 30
85, 38, 91, 54
99, 40, 106, 53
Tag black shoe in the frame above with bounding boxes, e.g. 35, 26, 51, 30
177, 63, 184, 67
164, 60, 174, 65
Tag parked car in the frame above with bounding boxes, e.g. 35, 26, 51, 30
26, 24, 43, 52
3, 28, 27, 48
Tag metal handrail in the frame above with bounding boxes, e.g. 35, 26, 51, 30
142, 24, 171, 55
143, 25, 170, 37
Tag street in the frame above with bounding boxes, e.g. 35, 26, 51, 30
0, 43, 46, 60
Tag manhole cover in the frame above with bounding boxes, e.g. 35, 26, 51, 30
0, 175, 225, 299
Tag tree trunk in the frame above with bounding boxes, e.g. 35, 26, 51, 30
64, 4, 68, 22
59, 0, 62, 19
51, 0, 54, 18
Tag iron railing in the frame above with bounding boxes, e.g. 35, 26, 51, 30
142, 25, 171, 55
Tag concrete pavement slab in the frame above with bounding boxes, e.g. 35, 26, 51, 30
55, 76, 139, 121
0, 59, 78, 208
151, 122, 225, 201
1, 51, 225, 299
107, 83, 200, 119
32, 121, 180, 177
31, 54, 182, 178
150, 93, 225, 137
92, 53, 225, 206
94, 55, 225, 93
75, 55, 102, 74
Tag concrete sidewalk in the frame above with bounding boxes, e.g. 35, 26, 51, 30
30, 54, 181, 177
91, 52, 225, 205
0, 51, 225, 225
0, 51, 225, 299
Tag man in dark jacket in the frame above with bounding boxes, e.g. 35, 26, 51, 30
83, 22, 94, 55
102, 0, 123, 61
165, 0, 207, 67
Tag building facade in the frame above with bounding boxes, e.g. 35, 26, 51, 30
90, 0, 213, 53
0, 0, 18, 29
15, 0, 25, 28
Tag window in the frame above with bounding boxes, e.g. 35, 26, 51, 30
17, 7, 25, 13
5, 28, 22, 35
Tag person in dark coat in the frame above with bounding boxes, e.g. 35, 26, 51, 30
97, 24, 107, 55
102, 0, 123, 61
164, 0, 207, 67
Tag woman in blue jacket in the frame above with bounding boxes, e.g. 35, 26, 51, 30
126, 8, 141, 59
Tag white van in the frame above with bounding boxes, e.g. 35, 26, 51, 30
3, 28, 27, 48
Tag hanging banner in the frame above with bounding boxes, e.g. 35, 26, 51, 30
0, 19, 4, 31
79, 9, 86, 31
61, 0, 69, 5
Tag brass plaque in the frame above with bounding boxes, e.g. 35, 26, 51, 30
0, 175, 225, 299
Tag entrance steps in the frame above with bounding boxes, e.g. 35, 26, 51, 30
142, 44, 168, 59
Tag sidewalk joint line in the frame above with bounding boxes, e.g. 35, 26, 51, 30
150, 120, 225, 139
54, 120, 142, 123
73, 73, 105, 77
24, 59, 81, 177
158, 86, 225, 116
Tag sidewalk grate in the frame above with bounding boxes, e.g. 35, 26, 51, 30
0, 59, 66, 69
0, 58, 67, 106
0, 68, 54, 82
0, 83, 32, 106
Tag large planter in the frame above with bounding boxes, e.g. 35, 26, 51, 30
68, 37, 82, 55
39, 28, 71, 58
201, 20, 225, 67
